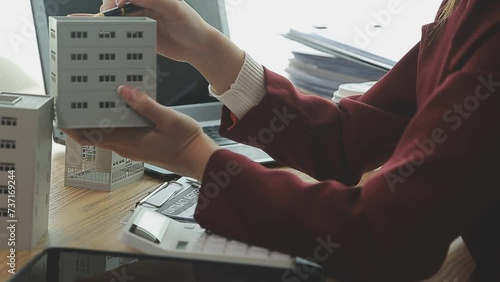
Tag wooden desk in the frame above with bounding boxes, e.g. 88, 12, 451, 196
0, 141, 321, 281
0, 142, 475, 282
0, 142, 167, 281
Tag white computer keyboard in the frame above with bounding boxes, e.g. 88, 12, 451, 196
121, 205, 295, 269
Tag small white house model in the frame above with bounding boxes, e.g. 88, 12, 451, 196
64, 137, 144, 191
49, 16, 157, 129
0, 92, 53, 251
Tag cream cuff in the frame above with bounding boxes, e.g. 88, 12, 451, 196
208, 53, 266, 119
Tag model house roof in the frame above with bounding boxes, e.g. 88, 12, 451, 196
0, 92, 52, 110
50, 16, 155, 23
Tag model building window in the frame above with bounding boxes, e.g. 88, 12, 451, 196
50, 28, 56, 39
76, 256, 90, 273
0, 117, 17, 126
81, 147, 94, 160
99, 31, 116, 38
113, 159, 126, 167
0, 209, 8, 217
51, 51, 57, 61
71, 53, 88, 61
0, 140, 16, 150
127, 31, 143, 38
99, 53, 116, 61
71, 31, 88, 38
0, 186, 8, 195
71, 76, 88, 83
126, 53, 143, 60
99, 101, 117, 109
99, 75, 116, 82
0, 163, 15, 172
71, 102, 88, 109
126, 75, 143, 82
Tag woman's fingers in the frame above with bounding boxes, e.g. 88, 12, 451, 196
63, 127, 149, 149
101, 0, 122, 11
118, 85, 174, 130
129, 0, 183, 16
67, 13, 93, 17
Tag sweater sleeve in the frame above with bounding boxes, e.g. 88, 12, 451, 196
208, 53, 267, 119
219, 44, 419, 184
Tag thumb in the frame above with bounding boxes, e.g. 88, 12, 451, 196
118, 85, 166, 126
129, 0, 184, 14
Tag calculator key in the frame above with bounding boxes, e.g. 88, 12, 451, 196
247, 246, 270, 258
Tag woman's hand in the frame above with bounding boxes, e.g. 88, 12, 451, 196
62, 86, 219, 180
102, 0, 213, 63
101, 0, 244, 94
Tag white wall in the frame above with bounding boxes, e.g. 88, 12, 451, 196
0, 0, 45, 94
225, 0, 442, 72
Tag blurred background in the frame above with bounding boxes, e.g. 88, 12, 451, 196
0, 0, 442, 95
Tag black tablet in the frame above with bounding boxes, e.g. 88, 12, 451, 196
9, 247, 326, 282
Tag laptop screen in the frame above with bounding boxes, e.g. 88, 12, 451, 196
31, 0, 229, 108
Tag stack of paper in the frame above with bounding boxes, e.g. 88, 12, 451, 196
283, 27, 398, 98
284, 47, 388, 98
281, 0, 442, 99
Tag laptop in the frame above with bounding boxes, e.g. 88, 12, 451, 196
31, 0, 273, 176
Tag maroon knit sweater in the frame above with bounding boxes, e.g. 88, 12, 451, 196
195, 0, 500, 280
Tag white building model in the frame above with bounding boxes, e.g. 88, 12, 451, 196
49, 16, 157, 128
49, 16, 157, 191
0, 92, 53, 250
64, 136, 144, 191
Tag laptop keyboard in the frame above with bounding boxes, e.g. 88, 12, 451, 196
202, 125, 237, 146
